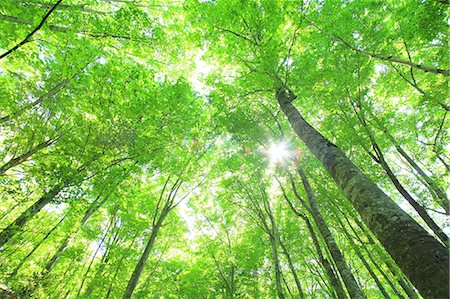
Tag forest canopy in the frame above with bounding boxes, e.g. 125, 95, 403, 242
0, 0, 448, 298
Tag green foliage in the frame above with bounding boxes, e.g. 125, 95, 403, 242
0, 0, 447, 298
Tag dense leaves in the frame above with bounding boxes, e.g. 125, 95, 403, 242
0, 0, 448, 298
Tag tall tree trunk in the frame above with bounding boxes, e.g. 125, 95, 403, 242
276, 89, 449, 298
8, 215, 65, 278
0, 184, 63, 247
279, 177, 347, 299
267, 224, 285, 299
44, 192, 111, 273
123, 177, 184, 298
354, 108, 449, 245
122, 205, 170, 299
296, 165, 365, 299
0, 138, 56, 175
334, 216, 392, 299
278, 236, 305, 299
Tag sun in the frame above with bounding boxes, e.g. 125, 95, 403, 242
268, 141, 290, 163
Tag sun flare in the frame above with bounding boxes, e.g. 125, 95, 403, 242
268, 141, 290, 163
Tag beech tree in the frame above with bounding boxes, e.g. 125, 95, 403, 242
0, 0, 448, 298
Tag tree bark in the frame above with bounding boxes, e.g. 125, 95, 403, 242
276, 89, 449, 298
0, 184, 63, 247
278, 178, 347, 299
122, 207, 168, 299
296, 165, 365, 299
278, 236, 305, 299
0, 138, 56, 175
0, 0, 63, 60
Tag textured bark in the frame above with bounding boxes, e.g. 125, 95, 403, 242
0, 185, 62, 247
279, 179, 347, 299
358, 119, 449, 245
296, 166, 365, 299
277, 89, 449, 298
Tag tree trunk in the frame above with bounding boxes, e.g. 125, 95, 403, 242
278, 236, 305, 299
279, 177, 347, 299
44, 193, 111, 273
0, 139, 55, 175
276, 89, 449, 298
334, 216, 392, 299
8, 215, 65, 278
304, 217, 347, 299
296, 165, 365, 299
0, 184, 62, 247
122, 206, 169, 299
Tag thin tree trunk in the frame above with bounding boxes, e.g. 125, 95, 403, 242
0, 138, 56, 175
0, 184, 63, 247
342, 215, 406, 299
0, 0, 63, 60
353, 107, 449, 245
371, 115, 449, 214
105, 234, 137, 299
278, 236, 305, 299
305, 18, 450, 76
276, 88, 449, 298
122, 208, 168, 299
394, 143, 449, 213
267, 224, 285, 299
123, 177, 186, 298
342, 202, 420, 299
8, 215, 65, 278
334, 216, 392, 299
0, 77, 71, 124
278, 177, 347, 299
44, 192, 111, 273
76, 219, 113, 297
296, 165, 365, 299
